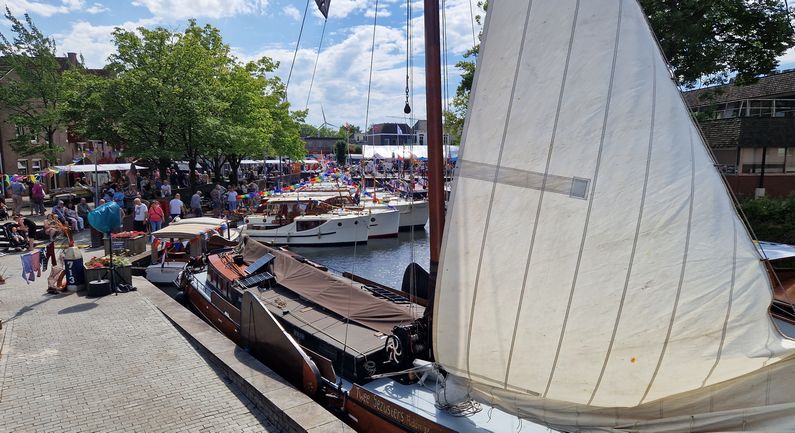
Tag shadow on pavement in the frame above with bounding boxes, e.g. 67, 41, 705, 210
58, 302, 98, 315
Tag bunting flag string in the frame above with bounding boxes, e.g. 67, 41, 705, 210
1, 167, 61, 185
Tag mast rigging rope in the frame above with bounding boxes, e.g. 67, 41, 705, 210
305, 18, 328, 110
284, 0, 312, 101
364, 0, 380, 145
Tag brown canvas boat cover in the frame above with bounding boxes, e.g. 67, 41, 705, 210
242, 238, 419, 334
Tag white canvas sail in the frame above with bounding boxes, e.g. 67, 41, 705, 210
434, 0, 795, 430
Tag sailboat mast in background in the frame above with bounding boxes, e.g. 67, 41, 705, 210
423, 0, 446, 273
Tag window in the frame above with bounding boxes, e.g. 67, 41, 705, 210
296, 219, 324, 232
17, 160, 28, 175
418, 134, 425, 145
786, 149, 795, 173
31, 159, 42, 173
570, 178, 590, 199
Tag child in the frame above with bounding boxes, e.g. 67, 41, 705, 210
10, 225, 25, 250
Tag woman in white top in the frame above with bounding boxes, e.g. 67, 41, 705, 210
133, 198, 148, 232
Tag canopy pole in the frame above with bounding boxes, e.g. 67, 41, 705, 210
424, 0, 445, 269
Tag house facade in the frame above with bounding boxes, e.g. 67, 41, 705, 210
0, 53, 109, 185
685, 70, 795, 198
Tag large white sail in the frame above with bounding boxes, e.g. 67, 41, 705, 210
434, 0, 795, 430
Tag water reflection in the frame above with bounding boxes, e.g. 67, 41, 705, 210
290, 228, 431, 289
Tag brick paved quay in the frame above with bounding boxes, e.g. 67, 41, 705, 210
0, 251, 276, 432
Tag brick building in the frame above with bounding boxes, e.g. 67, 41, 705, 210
685, 70, 795, 197
0, 52, 109, 186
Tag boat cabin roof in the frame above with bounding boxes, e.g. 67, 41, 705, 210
152, 223, 216, 239
171, 217, 227, 227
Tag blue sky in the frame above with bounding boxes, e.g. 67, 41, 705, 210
3, 1, 795, 130
2, 0, 483, 128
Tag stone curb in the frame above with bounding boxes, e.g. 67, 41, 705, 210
134, 277, 350, 433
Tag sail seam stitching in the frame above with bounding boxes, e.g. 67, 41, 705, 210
462, 0, 535, 386
640, 126, 697, 405
702, 218, 738, 387
587, 35, 657, 405
502, 0, 582, 389
543, 0, 624, 398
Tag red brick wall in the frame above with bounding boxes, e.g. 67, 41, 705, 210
724, 175, 795, 198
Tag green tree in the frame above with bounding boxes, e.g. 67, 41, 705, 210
105, 25, 185, 173
642, 0, 794, 87
170, 21, 231, 187
334, 140, 347, 165
214, 59, 276, 185
446, 0, 795, 142
0, 8, 72, 162
61, 69, 121, 151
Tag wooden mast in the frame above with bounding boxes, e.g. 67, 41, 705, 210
424, 0, 445, 272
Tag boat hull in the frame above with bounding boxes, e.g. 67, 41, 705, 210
145, 262, 187, 285
181, 272, 241, 344
366, 208, 400, 238
242, 214, 370, 246
393, 200, 429, 228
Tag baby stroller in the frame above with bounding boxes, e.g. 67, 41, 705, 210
2, 222, 29, 252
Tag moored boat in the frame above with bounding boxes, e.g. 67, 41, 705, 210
146, 220, 236, 285
178, 0, 795, 431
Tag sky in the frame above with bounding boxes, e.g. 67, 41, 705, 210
2, 1, 795, 130
1, 0, 483, 129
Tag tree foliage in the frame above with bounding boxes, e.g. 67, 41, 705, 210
60, 21, 305, 186
0, 8, 72, 162
446, 0, 795, 142
641, 0, 794, 87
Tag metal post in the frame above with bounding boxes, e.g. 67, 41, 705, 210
94, 146, 99, 204
759, 147, 767, 189
424, 0, 445, 269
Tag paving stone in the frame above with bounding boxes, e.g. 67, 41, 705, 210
0, 251, 276, 432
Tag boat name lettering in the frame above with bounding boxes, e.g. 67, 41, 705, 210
352, 385, 452, 433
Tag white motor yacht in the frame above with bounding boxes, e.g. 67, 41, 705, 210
241, 211, 370, 246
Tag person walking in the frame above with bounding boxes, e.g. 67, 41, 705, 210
132, 198, 148, 232
227, 186, 238, 212
148, 200, 164, 240
10, 179, 25, 215
31, 181, 45, 215
169, 193, 185, 221
190, 191, 202, 217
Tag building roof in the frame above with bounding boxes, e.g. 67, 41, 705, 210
699, 117, 795, 149
369, 123, 411, 135
699, 118, 742, 149
684, 69, 795, 107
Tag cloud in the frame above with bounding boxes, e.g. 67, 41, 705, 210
282, 4, 300, 21
4, 0, 84, 17
55, 18, 159, 68
234, 0, 481, 128
779, 47, 795, 67
84, 2, 107, 14
131, 0, 267, 20
241, 22, 431, 129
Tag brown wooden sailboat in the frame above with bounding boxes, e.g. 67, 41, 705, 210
176, 0, 795, 431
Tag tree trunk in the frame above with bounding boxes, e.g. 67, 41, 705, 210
228, 155, 241, 186
213, 156, 224, 184
158, 158, 170, 180
188, 158, 197, 193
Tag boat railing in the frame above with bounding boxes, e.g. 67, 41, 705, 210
186, 270, 213, 299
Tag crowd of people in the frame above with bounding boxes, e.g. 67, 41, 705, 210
0, 157, 443, 252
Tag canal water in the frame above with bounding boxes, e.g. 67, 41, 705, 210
291, 228, 431, 290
